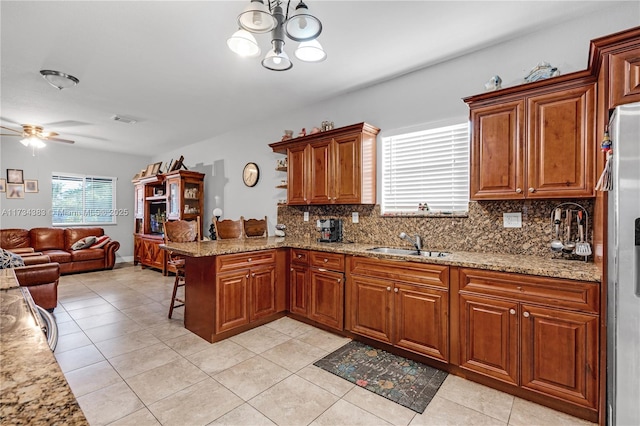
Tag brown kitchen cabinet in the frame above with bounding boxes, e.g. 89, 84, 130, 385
289, 249, 310, 316
347, 256, 449, 362
466, 81, 595, 200
269, 122, 379, 205
134, 234, 165, 272
457, 268, 599, 411
215, 251, 278, 333
308, 251, 345, 331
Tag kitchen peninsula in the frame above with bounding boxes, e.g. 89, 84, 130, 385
163, 237, 601, 421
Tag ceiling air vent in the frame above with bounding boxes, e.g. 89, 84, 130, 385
111, 115, 137, 124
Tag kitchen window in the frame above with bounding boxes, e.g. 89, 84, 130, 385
51, 173, 117, 225
381, 121, 469, 215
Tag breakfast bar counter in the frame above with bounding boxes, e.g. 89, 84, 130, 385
0, 269, 88, 425
162, 237, 601, 283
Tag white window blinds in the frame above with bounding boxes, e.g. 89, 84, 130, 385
52, 174, 117, 225
382, 122, 470, 214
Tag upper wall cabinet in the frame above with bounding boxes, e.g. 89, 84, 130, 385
465, 80, 596, 200
590, 27, 640, 110
270, 122, 379, 205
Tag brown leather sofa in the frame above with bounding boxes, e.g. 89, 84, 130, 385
1, 227, 120, 274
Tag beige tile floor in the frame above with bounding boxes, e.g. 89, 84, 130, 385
52, 264, 597, 426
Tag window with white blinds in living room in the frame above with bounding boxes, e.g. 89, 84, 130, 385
382, 122, 470, 215
51, 173, 117, 225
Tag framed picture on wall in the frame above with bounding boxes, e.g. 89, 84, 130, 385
24, 179, 38, 193
6, 183, 24, 199
0, 179, 5, 193
7, 169, 23, 184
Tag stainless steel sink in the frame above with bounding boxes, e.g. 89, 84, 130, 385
366, 247, 450, 258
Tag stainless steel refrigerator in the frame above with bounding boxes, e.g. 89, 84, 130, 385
607, 101, 640, 426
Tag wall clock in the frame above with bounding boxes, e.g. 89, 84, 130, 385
242, 162, 260, 187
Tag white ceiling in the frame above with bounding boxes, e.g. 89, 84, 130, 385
0, 1, 615, 155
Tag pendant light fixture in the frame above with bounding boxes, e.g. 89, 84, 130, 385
228, 0, 325, 71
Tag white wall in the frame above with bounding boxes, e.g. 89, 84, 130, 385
155, 3, 639, 233
0, 141, 150, 260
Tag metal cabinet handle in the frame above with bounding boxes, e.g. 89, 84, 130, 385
317, 268, 327, 272
245, 274, 249, 278
290, 268, 294, 272
509, 308, 516, 315
252, 273, 256, 277
386, 286, 391, 291
523, 311, 530, 318
297, 254, 302, 258
247, 258, 252, 262
323, 258, 328, 263
528, 187, 535, 193
516, 188, 522, 193
394, 288, 398, 293
337, 279, 341, 283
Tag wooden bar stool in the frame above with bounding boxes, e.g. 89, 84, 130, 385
213, 217, 244, 239
163, 217, 200, 319
243, 216, 268, 238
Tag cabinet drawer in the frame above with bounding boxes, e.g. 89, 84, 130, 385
349, 256, 449, 289
459, 268, 599, 314
309, 251, 345, 271
216, 250, 276, 273
291, 248, 309, 265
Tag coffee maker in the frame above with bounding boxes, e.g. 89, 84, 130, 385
318, 218, 343, 242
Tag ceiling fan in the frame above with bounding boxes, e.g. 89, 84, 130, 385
0, 124, 75, 148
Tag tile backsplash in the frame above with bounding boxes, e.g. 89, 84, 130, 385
277, 199, 594, 259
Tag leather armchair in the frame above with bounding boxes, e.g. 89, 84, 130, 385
12, 254, 60, 311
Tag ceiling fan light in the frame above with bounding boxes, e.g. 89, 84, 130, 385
262, 48, 293, 71
227, 29, 261, 58
39, 70, 79, 90
20, 135, 44, 148
295, 39, 326, 62
284, 1, 322, 42
32, 138, 46, 149
238, 0, 277, 34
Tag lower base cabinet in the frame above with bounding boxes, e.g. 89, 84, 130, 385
134, 234, 165, 273
347, 256, 449, 362
458, 268, 599, 410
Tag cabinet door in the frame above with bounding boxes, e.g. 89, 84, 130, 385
249, 265, 277, 321
308, 140, 332, 204
332, 134, 361, 204
526, 84, 595, 198
520, 304, 598, 408
459, 293, 519, 385
470, 100, 525, 200
309, 267, 344, 331
134, 185, 145, 219
167, 178, 181, 220
287, 145, 308, 205
395, 284, 449, 362
290, 263, 309, 316
216, 271, 250, 333
609, 48, 640, 107
349, 275, 393, 344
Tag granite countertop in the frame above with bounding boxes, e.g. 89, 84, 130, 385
162, 237, 601, 283
0, 269, 88, 425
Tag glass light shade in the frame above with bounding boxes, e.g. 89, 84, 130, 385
227, 29, 261, 58
262, 48, 293, 71
39, 70, 79, 90
284, 2, 322, 41
20, 136, 45, 148
238, 0, 277, 34
295, 39, 326, 62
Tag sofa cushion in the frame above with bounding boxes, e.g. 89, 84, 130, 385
31, 228, 65, 251
71, 236, 97, 250
41, 250, 72, 264
64, 228, 104, 251
91, 235, 111, 248
0, 228, 31, 249
0, 248, 25, 268
70, 248, 104, 262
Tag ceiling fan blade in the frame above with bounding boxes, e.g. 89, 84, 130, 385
47, 137, 75, 144
0, 125, 22, 134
